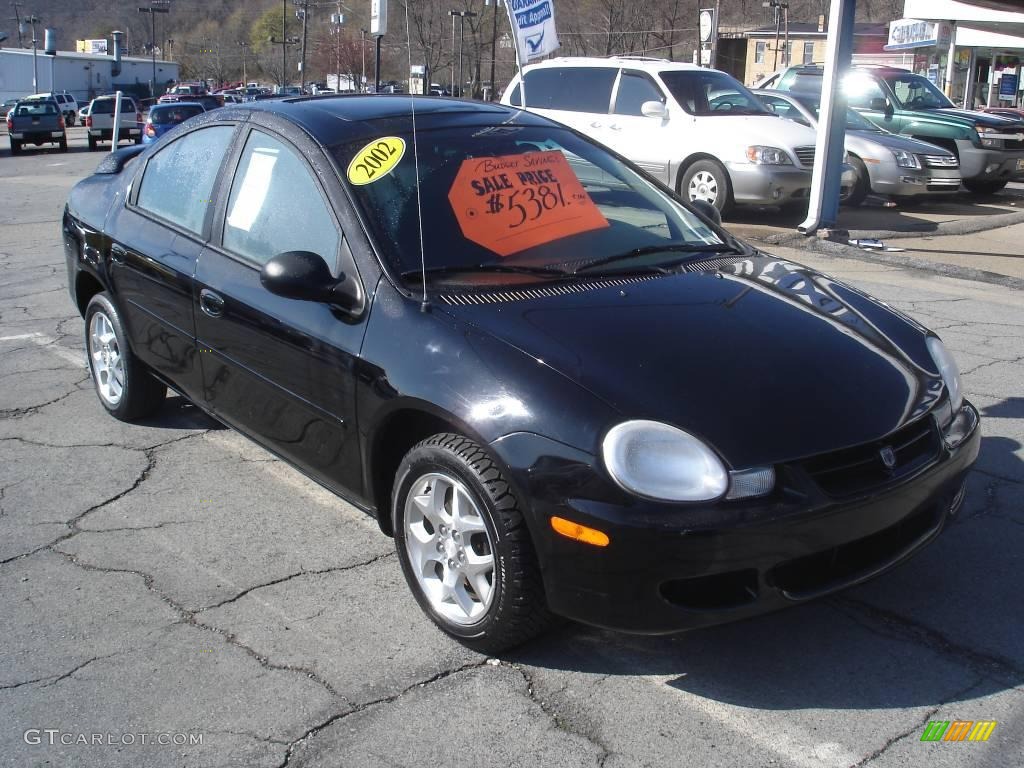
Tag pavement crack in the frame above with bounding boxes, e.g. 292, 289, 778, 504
0, 376, 89, 419
851, 678, 986, 767
831, 597, 1023, 683
49, 547, 349, 703
272, 660, 490, 768
0, 652, 121, 691
198, 552, 396, 613
511, 663, 613, 767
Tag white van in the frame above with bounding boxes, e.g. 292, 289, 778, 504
502, 57, 851, 215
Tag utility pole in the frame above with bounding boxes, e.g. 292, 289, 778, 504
360, 28, 367, 92
238, 41, 249, 84
138, 1, 170, 99
24, 12, 39, 93
10, 1, 24, 48
294, 0, 309, 92
282, 0, 287, 85
764, 0, 789, 70
485, 0, 501, 100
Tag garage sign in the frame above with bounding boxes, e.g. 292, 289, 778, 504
448, 150, 608, 257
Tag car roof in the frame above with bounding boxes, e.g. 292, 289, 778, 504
523, 56, 704, 73
152, 101, 204, 109
207, 94, 553, 147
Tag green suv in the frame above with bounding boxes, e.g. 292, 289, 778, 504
764, 65, 1024, 194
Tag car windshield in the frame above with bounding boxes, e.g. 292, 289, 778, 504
336, 122, 730, 287
794, 98, 881, 131
661, 70, 770, 116
151, 105, 204, 124
883, 74, 953, 110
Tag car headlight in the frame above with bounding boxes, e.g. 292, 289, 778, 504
975, 125, 1000, 147
926, 337, 963, 413
602, 421, 728, 502
892, 149, 922, 169
746, 145, 793, 165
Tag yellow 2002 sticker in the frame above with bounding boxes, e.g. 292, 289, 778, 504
346, 136, 406, 185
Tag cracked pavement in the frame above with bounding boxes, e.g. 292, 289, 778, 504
1, 136, 1022, 768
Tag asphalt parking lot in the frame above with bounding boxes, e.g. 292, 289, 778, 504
1, 128, 1022, 768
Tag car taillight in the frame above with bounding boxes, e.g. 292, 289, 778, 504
85, 115, 92, 127
136, 112, 142, 124
5, 115, 11, 131
145, 123, 156, 137
58, 115, 65, 129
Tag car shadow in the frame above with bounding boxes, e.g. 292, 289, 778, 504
511, 419, 1023, 711
134, 394, 225, 431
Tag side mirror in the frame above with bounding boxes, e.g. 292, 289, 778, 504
690, 199, 722, 226
641, 100, 668, 120
261, 251, 359, 309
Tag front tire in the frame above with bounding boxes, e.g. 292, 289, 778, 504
85, 293, 166, 421
392, 433, 550, 653
844, 155, 870, 207
963, 178, 1008, 195
681, 159, 733, 216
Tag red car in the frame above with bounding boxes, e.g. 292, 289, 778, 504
980, 106, 1024, 120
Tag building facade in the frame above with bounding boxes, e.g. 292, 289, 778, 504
0, 47, 178, 103
743, 22, 888, 85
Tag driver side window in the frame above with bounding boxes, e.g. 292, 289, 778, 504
223, 130, 340, 269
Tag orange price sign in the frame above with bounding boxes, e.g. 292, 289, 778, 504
447, 150, 609, 257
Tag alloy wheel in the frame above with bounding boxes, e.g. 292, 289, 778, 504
403, 471, 496, 625
89, 311, 125, 406
688, 170, 720, 205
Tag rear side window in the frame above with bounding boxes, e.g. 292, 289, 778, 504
522, 67, 617, 113
613, 71, 665, 116
222, 130, 340, 268
136, 125, 235, 235
91, 100, 114, 114
15, 103, 58, 116
151, 105, 204, 124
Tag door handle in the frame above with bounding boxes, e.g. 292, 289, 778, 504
199, 288, 225, 318
110, 244, 127, 264
609, 124, 622, 131
590, 121, 603, 129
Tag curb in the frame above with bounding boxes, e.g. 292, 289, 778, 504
759, 207, 1024, 245
758, 233, 1024, 292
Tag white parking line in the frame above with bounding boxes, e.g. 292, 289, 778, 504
0, 332, 86, 367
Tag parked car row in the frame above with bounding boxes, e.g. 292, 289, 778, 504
498, 58, 1024, 213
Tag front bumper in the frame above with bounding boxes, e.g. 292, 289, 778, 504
869, 162, 962, 196
956, 141, 1024, 181
727, 162, 854, 205
506, 404, 980, 634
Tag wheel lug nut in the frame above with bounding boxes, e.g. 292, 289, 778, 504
447, 559, 455, 568
458, 551, 466, 562
439, 524, 447, 535
436, 541, 444, 552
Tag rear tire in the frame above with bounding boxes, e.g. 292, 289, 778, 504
9, 139, 20, 155
134, 134, 142, 145
59, 137, 68, 152
963, 178, 1008, 195
393, 433, 551, 653
680, 159, 733, 216
843, 156, 870, 207
85, 293, 167, 422
87, 135, 98, 151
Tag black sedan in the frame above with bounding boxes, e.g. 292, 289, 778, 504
63, 96, 980, 652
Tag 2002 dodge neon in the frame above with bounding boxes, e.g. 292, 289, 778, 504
62, 96, 980, 652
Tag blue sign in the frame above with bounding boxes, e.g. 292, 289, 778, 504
999, 73, 1018, 100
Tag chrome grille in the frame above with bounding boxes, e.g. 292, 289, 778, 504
794, 146, 815, 167
919, 154, 959, 168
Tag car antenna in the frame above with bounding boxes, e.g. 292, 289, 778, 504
404, 0, 430, 313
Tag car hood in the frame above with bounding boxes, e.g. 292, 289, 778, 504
921, 107, 1024, 130
848, 130, 951, 155
439, 255, 943, 468
727, 113, 820, 149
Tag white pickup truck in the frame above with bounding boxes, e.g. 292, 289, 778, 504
85, 95, 142, 151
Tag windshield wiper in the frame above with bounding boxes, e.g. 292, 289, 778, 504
402, 264, 572, 281
574, 242, 742, 274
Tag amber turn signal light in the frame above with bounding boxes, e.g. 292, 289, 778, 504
550, 516, 610, 547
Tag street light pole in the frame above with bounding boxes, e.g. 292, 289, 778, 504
763, 0, 789, 69
238, 41, 249, 84
360, 28, 367, 92
24, 13, 39, 93
138, 2, 170, 99
295, 0, 309, 92
448, 10, 476, 97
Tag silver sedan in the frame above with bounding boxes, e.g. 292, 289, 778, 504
755, 90, 962, 206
